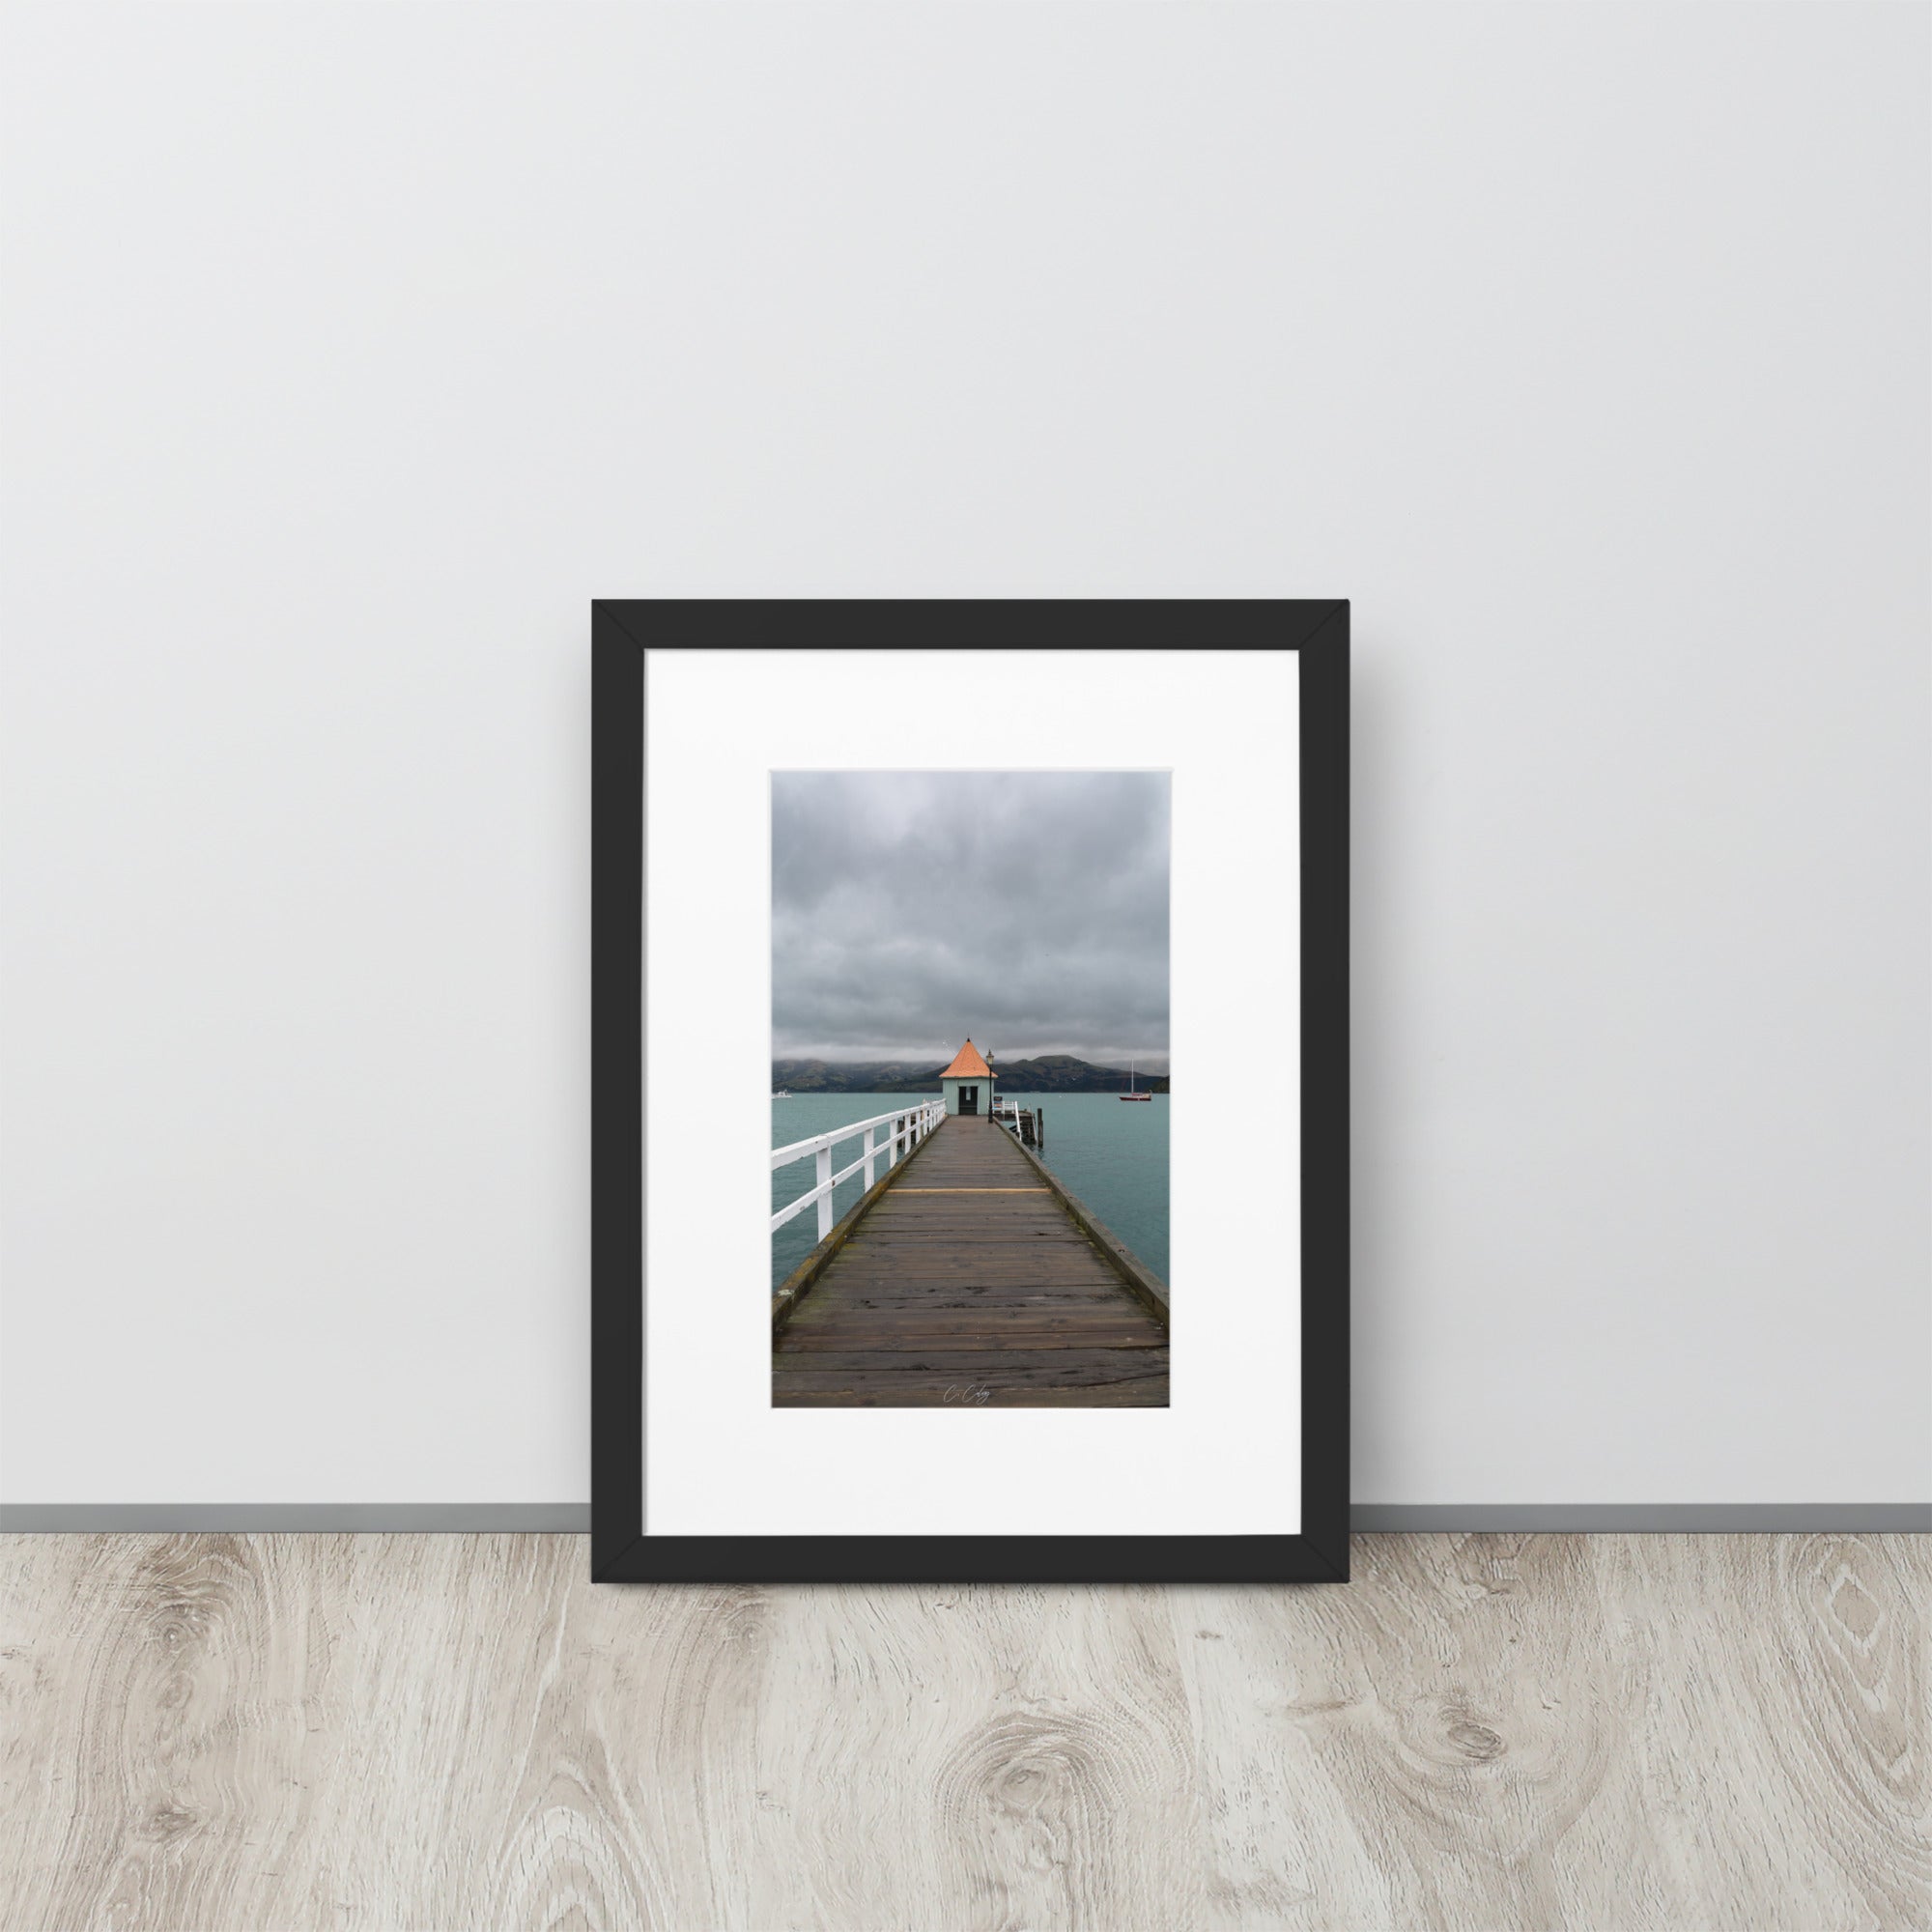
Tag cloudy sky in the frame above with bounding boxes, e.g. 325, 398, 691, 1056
773, 771, 1170, 1070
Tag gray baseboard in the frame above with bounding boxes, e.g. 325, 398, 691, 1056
0, 1504, 596, 1531
1350, 1504, 1932, 1532
0, 1503, 1926, 1532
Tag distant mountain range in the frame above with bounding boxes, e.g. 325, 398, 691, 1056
772, 1054, 1169, 1094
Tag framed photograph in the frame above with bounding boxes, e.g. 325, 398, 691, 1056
592, 603, 1348, 1582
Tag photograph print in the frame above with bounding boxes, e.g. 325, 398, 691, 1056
769, 770, 1171, 1408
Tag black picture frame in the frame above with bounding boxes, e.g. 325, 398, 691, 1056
592, 601, 1349, 1582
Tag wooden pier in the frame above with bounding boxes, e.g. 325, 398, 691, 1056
772, 1116, 1168, 1407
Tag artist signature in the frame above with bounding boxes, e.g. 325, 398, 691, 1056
943, 1383, 993, 1406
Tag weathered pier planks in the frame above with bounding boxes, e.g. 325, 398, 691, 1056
773, 1117, 1168, 1406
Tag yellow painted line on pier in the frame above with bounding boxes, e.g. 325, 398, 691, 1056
894, 1187, 1051, 1193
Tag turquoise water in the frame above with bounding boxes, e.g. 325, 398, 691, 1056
770, 1092, 1170, 1293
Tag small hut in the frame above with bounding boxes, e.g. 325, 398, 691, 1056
939, 1038, 993, 1118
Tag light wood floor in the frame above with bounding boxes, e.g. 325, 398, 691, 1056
2, 1535, 1925, 1931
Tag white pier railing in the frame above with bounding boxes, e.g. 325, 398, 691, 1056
770, 1100, 946, 1240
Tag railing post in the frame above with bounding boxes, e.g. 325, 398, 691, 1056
815, 1145, 833, 1240
863, 1123, 876, 1190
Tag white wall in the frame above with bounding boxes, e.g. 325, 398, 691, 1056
2, 4, 1925, 1508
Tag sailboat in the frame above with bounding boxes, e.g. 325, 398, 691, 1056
1120, 1058, 1152, 1101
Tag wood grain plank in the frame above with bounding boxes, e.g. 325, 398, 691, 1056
779, 1325, 1166, 1352
5, 1536, 1928, 1930
772, 1349, 1171, 1378
770, 1378, 1173, 1406
801, 1301, 1137, 1317
774, 1116, 1167, 1404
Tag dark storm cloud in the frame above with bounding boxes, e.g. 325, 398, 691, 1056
772, 771, 1169, 1070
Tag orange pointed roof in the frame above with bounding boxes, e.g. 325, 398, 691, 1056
939, 1038, 992, 1080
